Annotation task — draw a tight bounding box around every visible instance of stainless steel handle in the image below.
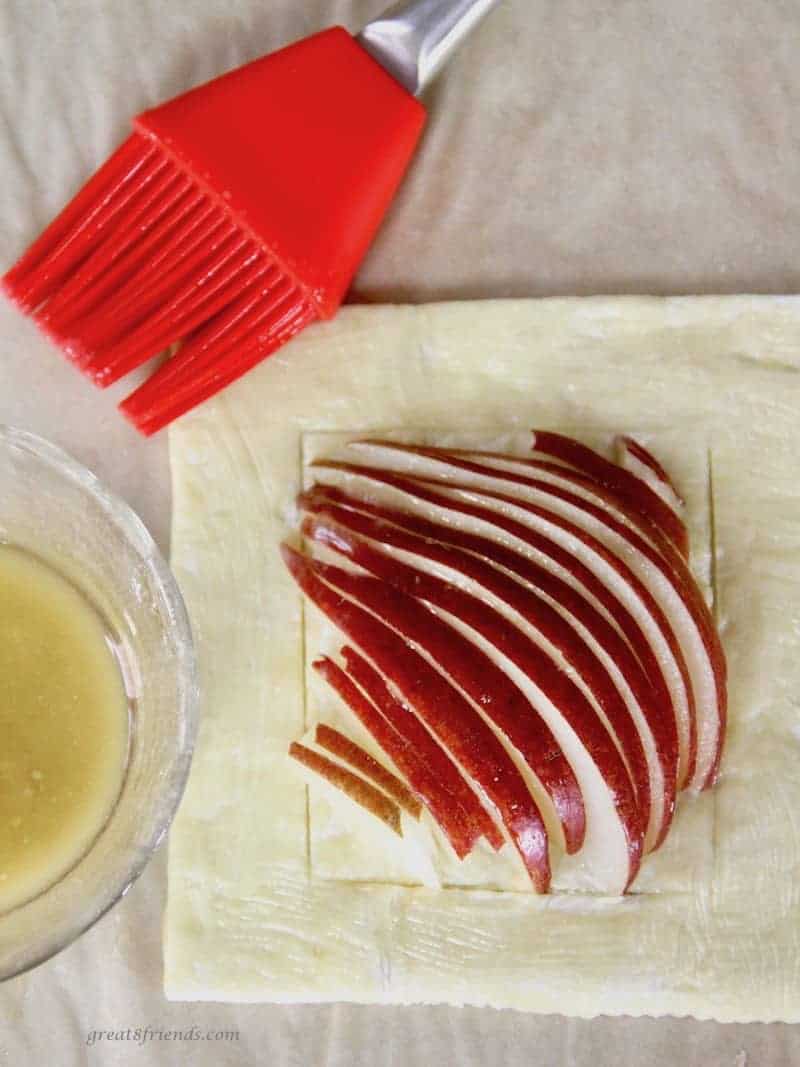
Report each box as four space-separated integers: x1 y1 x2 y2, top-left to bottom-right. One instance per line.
357 0 502 97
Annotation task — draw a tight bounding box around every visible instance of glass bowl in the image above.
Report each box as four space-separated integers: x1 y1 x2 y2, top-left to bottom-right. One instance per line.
0 426 198 979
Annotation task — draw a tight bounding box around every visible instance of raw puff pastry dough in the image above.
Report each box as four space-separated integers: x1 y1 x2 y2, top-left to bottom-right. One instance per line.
165 297 800 1021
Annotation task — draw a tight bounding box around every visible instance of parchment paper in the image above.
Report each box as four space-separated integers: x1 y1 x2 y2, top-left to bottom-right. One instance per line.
1 1 799 1063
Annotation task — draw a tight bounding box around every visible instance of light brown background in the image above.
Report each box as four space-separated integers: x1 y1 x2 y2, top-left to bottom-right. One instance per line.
0 1 798 1063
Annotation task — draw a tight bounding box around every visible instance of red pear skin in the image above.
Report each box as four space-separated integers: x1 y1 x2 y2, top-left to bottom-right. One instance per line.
303 519 644 880
530 431 689 560
286 433 727 892
356 439 682 566
313 654 486 858
301 482 680 829
337 647 507 852
310 462 698 788
315 722 422 819
289 742 402 836
617 436 685 507
306 510 652 848
283 545 551 891
348 440 724 792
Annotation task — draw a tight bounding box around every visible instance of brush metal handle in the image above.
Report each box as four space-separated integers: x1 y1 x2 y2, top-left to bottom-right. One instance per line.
358 0 502 96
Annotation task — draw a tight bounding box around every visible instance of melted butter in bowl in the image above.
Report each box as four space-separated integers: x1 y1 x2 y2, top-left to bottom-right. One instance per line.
0 546 130 914
0 425 197 980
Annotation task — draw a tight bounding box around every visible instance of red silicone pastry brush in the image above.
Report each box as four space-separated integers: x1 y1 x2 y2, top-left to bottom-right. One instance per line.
2 0 500 435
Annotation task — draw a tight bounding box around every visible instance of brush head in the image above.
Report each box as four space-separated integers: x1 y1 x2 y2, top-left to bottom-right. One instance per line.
2 28 426 434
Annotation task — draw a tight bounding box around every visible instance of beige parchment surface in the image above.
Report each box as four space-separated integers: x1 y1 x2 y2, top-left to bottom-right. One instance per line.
1 1 800 1064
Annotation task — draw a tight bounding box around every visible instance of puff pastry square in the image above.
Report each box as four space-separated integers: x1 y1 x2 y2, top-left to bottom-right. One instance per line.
165 297 800 1021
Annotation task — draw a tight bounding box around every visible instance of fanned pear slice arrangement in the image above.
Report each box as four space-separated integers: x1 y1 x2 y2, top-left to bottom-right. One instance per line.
284 431 727 895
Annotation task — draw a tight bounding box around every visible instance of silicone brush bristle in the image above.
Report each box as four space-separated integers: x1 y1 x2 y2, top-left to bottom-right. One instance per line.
2 132 316 432
2 28 427 432
119 270 316 435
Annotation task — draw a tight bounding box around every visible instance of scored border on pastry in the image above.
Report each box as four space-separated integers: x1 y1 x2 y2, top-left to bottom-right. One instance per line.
296 428 719 897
